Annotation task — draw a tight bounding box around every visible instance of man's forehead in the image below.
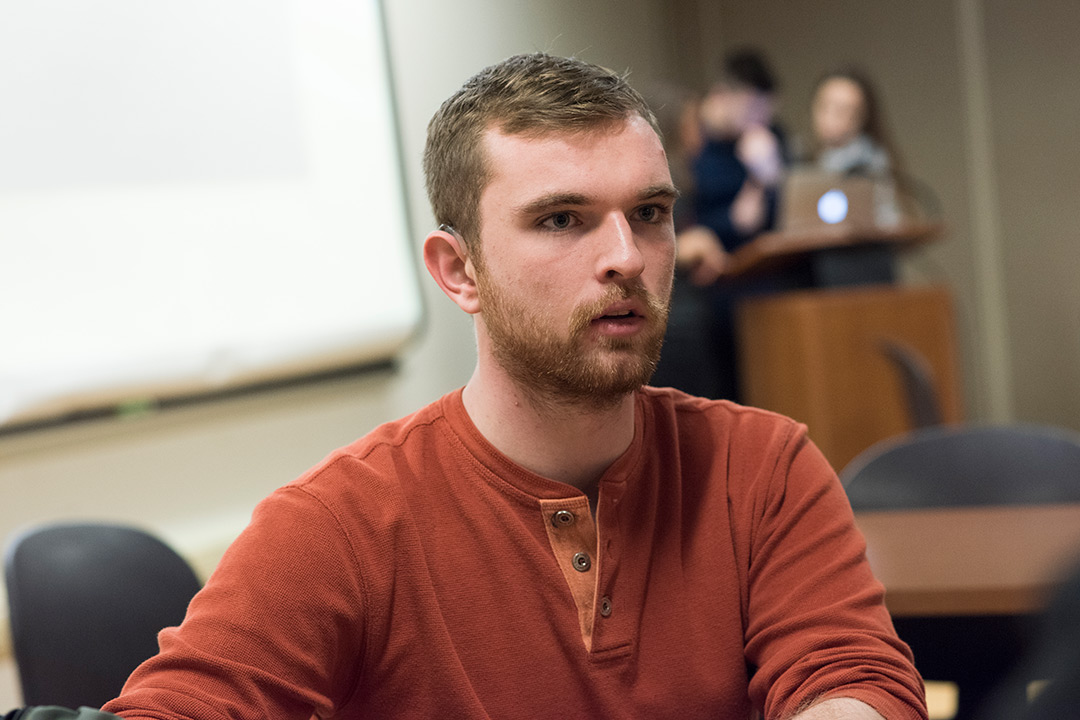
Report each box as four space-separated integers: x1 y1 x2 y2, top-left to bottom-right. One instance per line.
483 119 667 186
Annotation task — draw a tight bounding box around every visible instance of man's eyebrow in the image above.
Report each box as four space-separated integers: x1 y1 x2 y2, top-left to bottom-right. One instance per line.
639 184 681 202
515 185 680 217
514 192 591 217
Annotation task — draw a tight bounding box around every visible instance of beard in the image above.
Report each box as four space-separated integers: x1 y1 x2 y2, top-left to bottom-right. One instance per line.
476 267 670 410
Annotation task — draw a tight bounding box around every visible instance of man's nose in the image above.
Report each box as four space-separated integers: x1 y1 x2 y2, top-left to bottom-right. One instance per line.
596 213 645 281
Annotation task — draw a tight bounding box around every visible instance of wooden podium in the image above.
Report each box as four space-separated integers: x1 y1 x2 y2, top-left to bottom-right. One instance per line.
728 222 962 471
724 221 942 282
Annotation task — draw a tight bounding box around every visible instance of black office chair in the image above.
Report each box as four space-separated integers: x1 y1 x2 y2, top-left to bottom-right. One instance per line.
4 522 202 709
840 424 1080 720
841 423 1080 509
978 557 1080 719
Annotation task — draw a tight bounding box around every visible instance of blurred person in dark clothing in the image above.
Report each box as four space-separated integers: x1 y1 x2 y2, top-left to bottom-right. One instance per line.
652 49 807 402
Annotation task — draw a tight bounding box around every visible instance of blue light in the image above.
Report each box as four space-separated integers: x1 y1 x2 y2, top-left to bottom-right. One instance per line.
817 189 849 224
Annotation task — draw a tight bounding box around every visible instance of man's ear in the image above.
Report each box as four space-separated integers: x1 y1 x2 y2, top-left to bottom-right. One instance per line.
423 228 480 314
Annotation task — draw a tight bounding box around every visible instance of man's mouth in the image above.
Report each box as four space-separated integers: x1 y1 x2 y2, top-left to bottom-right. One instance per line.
587 304 648 338
598 309 638 320
593 300 644 322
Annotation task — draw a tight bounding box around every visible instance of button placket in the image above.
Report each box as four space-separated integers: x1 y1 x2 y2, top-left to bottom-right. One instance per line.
540 498 600 649
596 484 621 623
550 508 593 574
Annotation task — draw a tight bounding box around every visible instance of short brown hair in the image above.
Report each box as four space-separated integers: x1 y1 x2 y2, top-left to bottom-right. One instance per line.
423 53 659 255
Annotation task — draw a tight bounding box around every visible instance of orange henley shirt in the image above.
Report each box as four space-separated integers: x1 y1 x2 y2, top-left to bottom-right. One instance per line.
104 387 926 719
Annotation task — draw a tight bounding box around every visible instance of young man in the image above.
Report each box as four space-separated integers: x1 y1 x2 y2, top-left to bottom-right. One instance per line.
103 53 926 719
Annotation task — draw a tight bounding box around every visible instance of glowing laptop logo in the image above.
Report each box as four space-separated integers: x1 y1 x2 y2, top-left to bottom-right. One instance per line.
817 189 849 224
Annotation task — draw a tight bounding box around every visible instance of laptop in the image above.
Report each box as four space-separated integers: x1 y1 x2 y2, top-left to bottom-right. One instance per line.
776 168 879 233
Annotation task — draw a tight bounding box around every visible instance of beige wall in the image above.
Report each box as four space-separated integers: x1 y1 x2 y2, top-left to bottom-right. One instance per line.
981 0 1080 426
0 0 679 704
688 0 1080 431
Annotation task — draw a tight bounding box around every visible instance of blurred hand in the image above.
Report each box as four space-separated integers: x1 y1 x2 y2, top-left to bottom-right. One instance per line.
676 225 729 286
736 124 783 186
730 181 767 236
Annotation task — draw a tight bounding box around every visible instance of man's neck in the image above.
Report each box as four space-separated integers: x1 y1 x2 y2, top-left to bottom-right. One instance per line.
461 363 638 494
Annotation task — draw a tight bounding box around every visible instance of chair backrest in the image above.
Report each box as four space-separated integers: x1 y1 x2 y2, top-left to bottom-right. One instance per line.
878 338 943 429
4 522 202 709
840 424 1080 510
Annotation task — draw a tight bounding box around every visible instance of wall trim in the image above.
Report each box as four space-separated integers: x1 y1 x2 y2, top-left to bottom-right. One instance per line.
956 0 1014 421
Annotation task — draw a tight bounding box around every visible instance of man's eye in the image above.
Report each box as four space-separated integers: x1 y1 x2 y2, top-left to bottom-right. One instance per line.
541 212 576 230
635 204 669 223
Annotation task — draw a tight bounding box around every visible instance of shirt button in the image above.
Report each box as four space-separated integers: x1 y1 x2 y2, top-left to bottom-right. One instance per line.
572 552 591 572
600 596 613 617
551 510 576 528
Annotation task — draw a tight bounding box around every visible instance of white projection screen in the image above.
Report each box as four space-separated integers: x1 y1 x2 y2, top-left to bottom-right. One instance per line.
0 0 423 429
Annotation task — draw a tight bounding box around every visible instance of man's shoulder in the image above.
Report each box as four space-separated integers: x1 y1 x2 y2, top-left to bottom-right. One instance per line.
639 385 804 436
639 387 833 514
344 390 459 456
639 385 812 471
292 389 462 491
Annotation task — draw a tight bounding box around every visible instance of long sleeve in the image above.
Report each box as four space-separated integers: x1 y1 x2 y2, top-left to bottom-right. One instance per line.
736 427 927 719
103 486 367 720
